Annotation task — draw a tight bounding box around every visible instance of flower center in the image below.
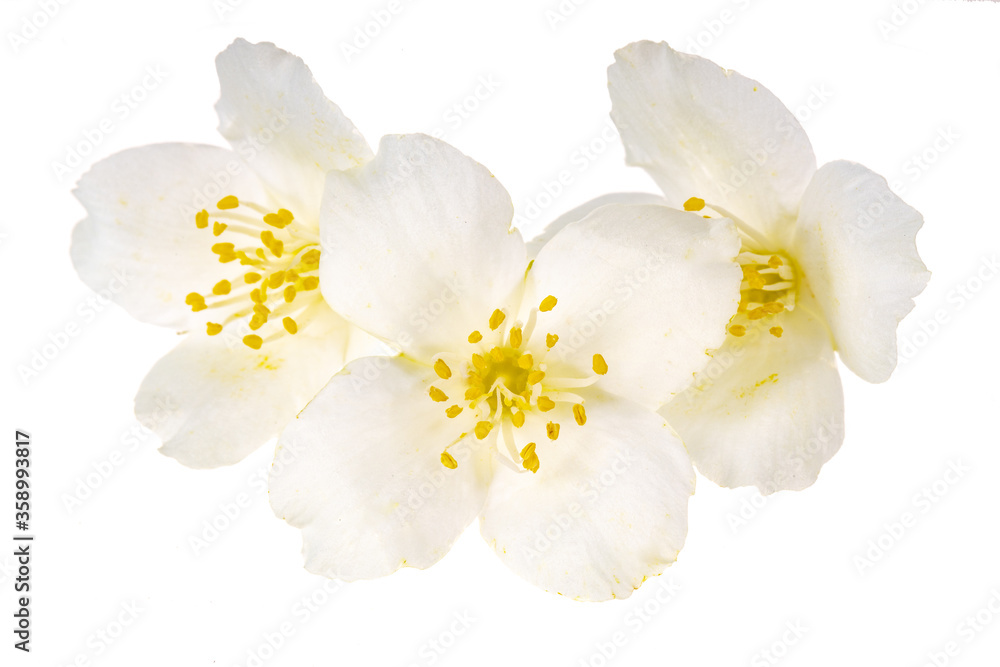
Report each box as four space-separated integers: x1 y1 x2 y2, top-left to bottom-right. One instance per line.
727 249 797 339
183 195 323 349
428 296 608 474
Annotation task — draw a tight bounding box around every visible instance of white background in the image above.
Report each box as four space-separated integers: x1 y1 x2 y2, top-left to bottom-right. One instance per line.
2 0 999 665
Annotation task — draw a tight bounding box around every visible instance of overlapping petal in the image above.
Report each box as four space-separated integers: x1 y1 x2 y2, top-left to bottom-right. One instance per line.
319 134 528 362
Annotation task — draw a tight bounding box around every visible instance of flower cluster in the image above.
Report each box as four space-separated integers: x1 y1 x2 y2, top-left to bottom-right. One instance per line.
71 39 927 600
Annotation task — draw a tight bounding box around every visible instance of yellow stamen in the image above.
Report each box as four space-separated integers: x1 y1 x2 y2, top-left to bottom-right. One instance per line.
537 396 556 412
573 404 587 426
527 370 545 385
546 333 558 348
468 330 483 344
244 272 262 284
284 286 296 303
282 317 298 335
302 276 319 290
445 405 463 419
434 359 452 379
522 453 539 473
768 255 783 268
249 314 266 330
268 271 285 288
490 346 505 363
729 324 747 337
511 411 525 428
546 422 560 440
472 354 488 372
539 295 557 312
465 386 483 401
217 195 239 210
440 452 458 469
592 354 608 375
213 221 227 237
195 210 209 229
520 442 536 459
475 421 493 440
489 309 506 331
683 197 705 212
211 242 235 255
206 322 222 336
212 279 231 296
769 326 783 338
509 327 523 349
517 354 533 370
428 386 449 402
243 334 262 350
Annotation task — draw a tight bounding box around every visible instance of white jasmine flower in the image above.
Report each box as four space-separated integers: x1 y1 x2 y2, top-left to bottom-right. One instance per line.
604 41 930 492
269 134 743 600
70 39 383 468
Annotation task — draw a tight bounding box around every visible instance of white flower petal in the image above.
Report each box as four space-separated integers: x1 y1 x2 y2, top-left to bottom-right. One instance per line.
215 39 374 215
528 204 741 409
608 40 816 238
793 160 930 383
661 299 844 493
71 143 270 330
480 394 694 601
525 192 668 258
319 134 528 361
269 356 492 580
135 306 379 469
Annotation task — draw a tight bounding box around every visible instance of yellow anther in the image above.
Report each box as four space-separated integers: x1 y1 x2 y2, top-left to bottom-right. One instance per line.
539 295 557 312
243 334 262 350
260 230 275 246
683 196 705 212
468 330 483 344
255 248 266 259
195 210 209 229
249 314 266 330
250 288 264 304
537 396 556 412
283 317 298 335
212 279 231 296
445 405 463 419
489 309 505 330
428 386 449 403
522 453 540 473
729 324 747 337
546 422 560 440
546 333 558 348
206 322 223 336
511 410 525 428
517 354 533 370
263 213 286 228
270 239 284 258
509 327 523 349
268 271 285 288
218 252 237 264
474 421 493 440
747 307 767 320
300 249 320 265
244 272 262 284
465 386 483 401
592 354 608 375
284 286 296 303
472 353 488 372
302 276 319 290
762 302 785 315
217 195 239 210
211 242 235 255
277 208 294 223
434 359 452 380
253 303 271 317
769 326 783 338
213 221 228 237
573 404 587 426
490 347 505 363
768 255 783 268
440 452 458 469
527 370 545 385
185 292 204 306
520 442 536 459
